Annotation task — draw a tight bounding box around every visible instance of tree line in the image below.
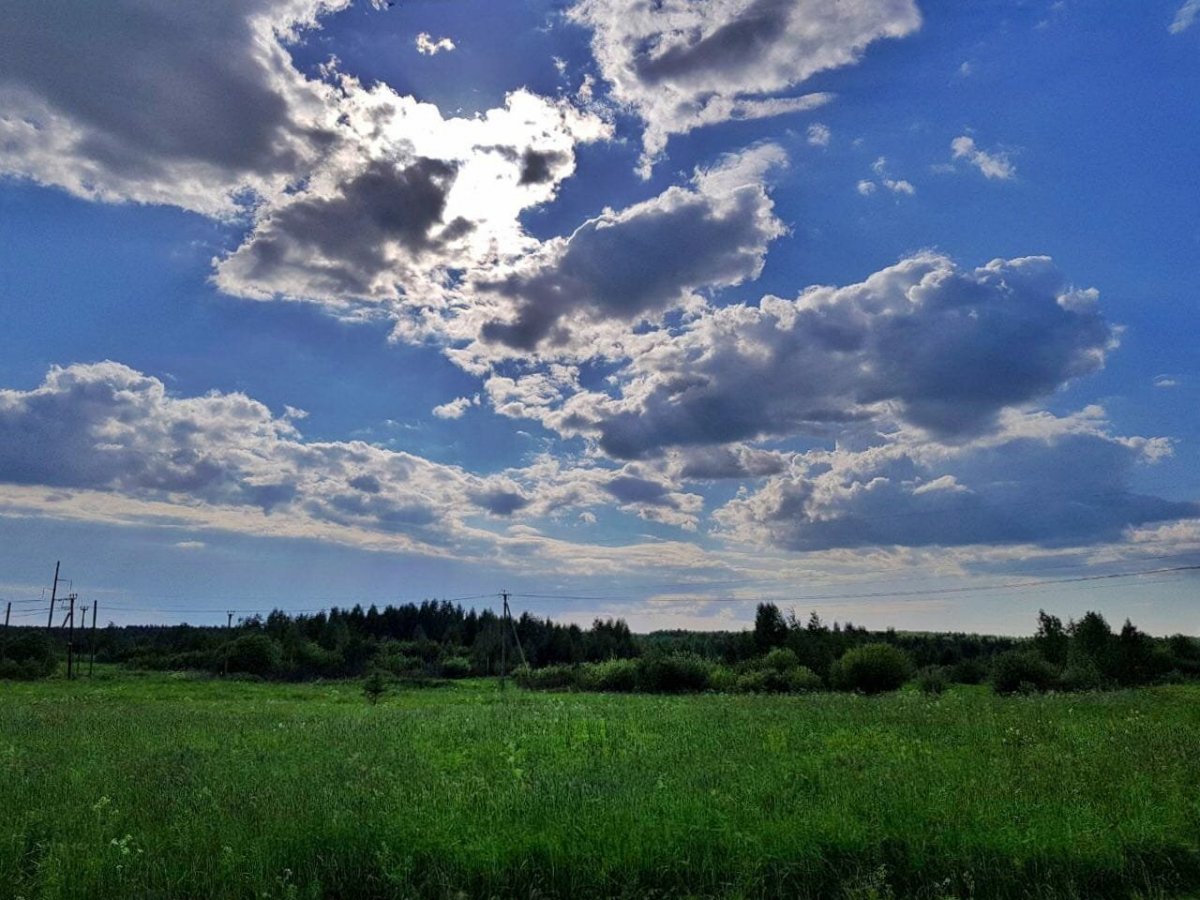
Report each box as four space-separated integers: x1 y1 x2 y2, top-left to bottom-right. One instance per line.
2 599 1197 695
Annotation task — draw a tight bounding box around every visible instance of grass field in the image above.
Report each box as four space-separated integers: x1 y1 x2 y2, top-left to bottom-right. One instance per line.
2 672 1199 899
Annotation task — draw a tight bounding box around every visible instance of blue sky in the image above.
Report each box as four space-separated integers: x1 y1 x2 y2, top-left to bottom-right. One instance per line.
1 0 1197 634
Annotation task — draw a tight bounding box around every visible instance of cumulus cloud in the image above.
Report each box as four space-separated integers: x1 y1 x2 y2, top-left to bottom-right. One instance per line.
552 254 1115 459
415 32 456 54
0 0 344 217
470 143 787 353
0 0 610 310
1170 0 1200 33
0 363 713 556
214 86 610 307
951 135 1016 180
432 395 479 419
568 0 920 174
215 157 469 306
713 408 1196 550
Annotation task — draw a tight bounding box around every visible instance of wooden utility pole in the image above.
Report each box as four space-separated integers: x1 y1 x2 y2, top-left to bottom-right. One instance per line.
47 561 60 633
89 601 98 677
80 604 89 677
497 590 528 689
2 601 9 660
499 591 508 690
66 593 76 679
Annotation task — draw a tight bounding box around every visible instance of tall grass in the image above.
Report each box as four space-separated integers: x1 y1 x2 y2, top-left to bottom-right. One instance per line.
2 672 1198 898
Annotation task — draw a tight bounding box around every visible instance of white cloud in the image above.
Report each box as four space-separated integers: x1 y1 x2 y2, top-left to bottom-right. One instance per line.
868 156 916 195
1170 0 1199 32
0 363 716 558
567 0 920 175
537 254 1116 459
0 0 611 314
213 85 610 307
457 143 788 357
0 0 346 217
951 135 1016 180
806 123 832 147
415 32 456 55
432 396 478 419
712 409 1194 551
1153 374 1180 389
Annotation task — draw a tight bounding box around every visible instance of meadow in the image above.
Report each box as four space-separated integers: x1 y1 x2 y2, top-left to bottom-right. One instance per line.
2 672 1199 899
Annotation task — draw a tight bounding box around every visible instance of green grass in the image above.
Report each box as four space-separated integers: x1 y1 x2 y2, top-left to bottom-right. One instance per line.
2 671 1199 899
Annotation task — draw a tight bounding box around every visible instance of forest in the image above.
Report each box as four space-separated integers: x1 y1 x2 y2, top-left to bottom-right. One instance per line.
4 599 1198 696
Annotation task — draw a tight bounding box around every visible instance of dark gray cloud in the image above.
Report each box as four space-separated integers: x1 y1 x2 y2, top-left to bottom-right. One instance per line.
581 254 1115 459
0 0 339 214
519 148 572 185
714 420 1197 551
478 145 786 350
673 445 789 480
216 157 468 301
605 474 674 506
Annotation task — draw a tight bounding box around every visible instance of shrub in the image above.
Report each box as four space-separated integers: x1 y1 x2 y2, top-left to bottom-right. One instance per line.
787 665 824 692
580 658 639 693
917 665 950 695
830 643 911 694
950 658 987 685
223 634 283 677
990 650 1057 695
374 647 425 678
0 631 57 679
737 663 823 693
761 647 801 672
292 640 344 678
708 664 739 693
362 670 387 705
516 664 578 691
438 656 471 679
1058 659 1105 692
637 652 712 693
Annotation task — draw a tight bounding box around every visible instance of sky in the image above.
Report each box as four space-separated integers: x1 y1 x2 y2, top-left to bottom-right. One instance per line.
1 0 1198 635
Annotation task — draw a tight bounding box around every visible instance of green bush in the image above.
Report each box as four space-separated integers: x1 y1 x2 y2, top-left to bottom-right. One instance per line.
917 665 950 695
708 664 739 693
223 633 283 677
830 643 911 694
637 652 712 693
761 647 801 672
362 670 387 705
736 664 823 693
291 640 344 678
0 631 57 679
516 664 578 690
439 656 472 679
787 665 824 692
581 658 639 692
950 658 987 685
991 650 1058 695
1058 659 1105 692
